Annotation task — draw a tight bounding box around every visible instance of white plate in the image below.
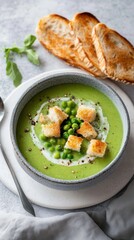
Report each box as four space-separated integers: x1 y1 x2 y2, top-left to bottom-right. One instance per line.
0 69 134 209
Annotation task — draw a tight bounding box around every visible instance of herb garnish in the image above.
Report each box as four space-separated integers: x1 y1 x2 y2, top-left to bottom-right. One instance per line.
4 35 40 87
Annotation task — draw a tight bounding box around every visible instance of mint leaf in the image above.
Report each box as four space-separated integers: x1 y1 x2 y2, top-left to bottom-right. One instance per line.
4 48 23 64
24 35 36 47
6 61 12 75
26 49 40 65
4 34 40 87
10 47 25 54
6 61 22 86
4 48 10 60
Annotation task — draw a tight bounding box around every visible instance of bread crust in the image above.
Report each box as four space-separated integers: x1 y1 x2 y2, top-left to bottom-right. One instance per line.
92 23 134 84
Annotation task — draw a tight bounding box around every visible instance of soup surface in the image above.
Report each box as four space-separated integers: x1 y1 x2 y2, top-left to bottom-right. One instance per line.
17 83 123 180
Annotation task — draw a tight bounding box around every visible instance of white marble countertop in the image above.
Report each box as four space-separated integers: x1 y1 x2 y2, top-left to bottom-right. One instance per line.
0 0 134 217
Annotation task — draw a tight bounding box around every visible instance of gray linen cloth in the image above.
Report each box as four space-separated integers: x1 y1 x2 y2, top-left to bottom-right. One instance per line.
0 178 134 240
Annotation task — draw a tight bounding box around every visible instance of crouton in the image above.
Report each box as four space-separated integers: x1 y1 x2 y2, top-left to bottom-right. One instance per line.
42 122 60 138
76 105 96 122
87 139 107 157
64 135 83 152
48 106 68 124
39 113 50 124
77 121 97 140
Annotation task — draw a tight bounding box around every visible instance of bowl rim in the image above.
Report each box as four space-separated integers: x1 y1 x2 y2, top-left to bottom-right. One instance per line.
10 71 130 186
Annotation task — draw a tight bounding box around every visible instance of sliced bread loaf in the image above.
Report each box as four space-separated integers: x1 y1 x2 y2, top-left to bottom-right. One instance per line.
36 14 104 77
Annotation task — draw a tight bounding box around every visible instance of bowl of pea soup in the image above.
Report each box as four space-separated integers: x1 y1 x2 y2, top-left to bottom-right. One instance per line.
10 71 129 189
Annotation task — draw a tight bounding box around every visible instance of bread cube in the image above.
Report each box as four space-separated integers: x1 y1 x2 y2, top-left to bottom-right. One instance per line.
42 122 60 138
39 113 50 124
77 121 97 140
65 135 83 152
48 106 68 124
87 139 107 157
76 105 96 122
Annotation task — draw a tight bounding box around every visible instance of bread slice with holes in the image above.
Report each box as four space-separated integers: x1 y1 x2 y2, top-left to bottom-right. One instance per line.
36 14 103 76
92 23 134 83
71 12 105 78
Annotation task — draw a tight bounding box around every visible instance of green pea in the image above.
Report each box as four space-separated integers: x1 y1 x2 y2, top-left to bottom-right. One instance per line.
55 145 62 151
71 117 78 124
53 151 60 159
72 123 79 130
65 107 71 114
63 132 69 139
81 139 88 154
61 152 67 159
59 138 66 146
77 118 83 124
64 149 71 154
50 138 57 144
63 124 71 131
39 134 47 141
80 147 86 154
66 119 71 124
67 153 73 159
71 109 77 116
68 128 74 135
49 146 55 152
67 100 76 108
57 139 61 145
69 115 74 119
61 101 67 108
44 142 51 148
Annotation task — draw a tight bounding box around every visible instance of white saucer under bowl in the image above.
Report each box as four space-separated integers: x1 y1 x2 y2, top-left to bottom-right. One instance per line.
0 69 134 209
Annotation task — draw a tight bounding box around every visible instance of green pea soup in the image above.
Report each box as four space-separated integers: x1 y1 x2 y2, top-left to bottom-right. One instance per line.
16 83 123 180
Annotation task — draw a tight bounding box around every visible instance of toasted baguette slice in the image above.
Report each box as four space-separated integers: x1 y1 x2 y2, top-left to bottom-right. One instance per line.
92 23 134 83
36 14 102 76
71 12 105 78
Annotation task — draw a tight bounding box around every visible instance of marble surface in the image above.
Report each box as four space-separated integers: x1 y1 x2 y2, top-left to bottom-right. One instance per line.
0 0 134 217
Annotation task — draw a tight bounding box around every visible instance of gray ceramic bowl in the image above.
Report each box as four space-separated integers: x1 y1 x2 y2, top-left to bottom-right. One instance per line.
10 71 130 190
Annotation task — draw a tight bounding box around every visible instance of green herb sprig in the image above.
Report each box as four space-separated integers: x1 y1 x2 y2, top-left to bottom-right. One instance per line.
4 35 40 87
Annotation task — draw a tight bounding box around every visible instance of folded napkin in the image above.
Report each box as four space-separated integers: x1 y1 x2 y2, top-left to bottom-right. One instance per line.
0 178 134 240
0 212 111 240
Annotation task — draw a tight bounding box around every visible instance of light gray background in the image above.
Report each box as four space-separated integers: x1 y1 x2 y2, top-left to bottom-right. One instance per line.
0 0 134 217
